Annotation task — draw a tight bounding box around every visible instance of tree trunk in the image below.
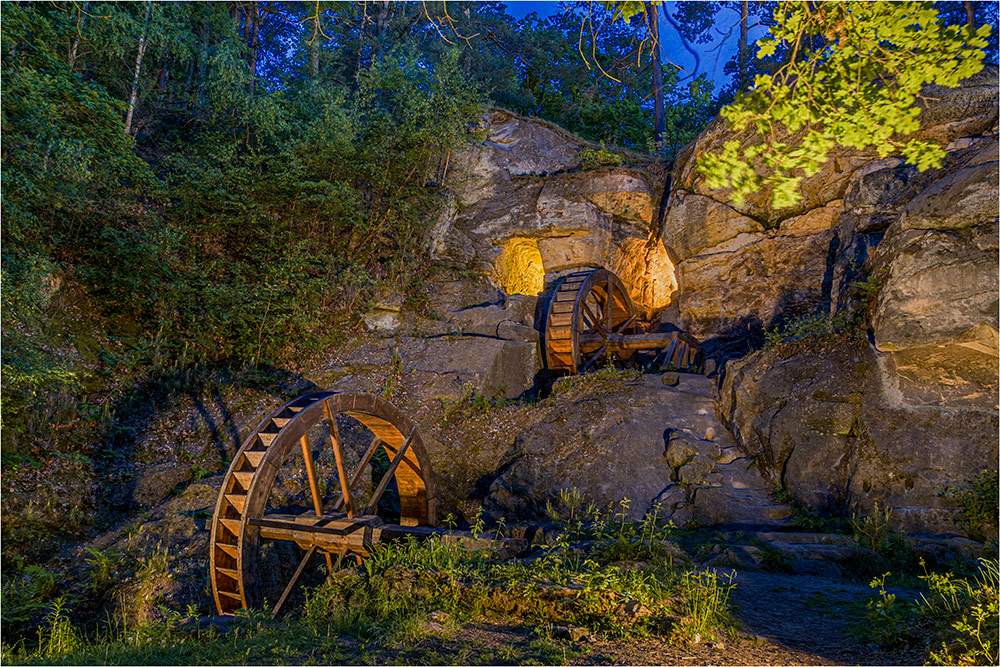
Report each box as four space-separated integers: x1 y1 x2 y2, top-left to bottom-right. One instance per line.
964 1 976 29
645 2 665 155
248 1 261 91
124 1 152 136
68 1 89 70
355 2 368 79
738 0 749 91
310 31 319 80
197 26 208 107
375 0 389 63
157 52 169 107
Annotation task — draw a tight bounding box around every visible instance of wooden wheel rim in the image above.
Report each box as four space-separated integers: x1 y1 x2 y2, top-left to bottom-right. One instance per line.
209 391 437 615
545 267 637 374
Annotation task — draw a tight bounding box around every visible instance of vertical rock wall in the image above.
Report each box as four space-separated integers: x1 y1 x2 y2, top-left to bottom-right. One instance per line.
431 109 677 311
679 68 1000 535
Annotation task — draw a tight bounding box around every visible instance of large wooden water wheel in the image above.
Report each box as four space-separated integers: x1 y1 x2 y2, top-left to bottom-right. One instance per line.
544 267 641 374
209 392 436 616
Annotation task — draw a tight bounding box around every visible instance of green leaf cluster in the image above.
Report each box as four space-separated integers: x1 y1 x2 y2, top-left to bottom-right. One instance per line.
697 1 991 208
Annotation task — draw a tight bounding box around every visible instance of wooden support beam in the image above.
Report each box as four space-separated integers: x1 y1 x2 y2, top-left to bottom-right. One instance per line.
579 332 678 351
270 545 316 619
252 512 527 555
333 434 381 513
579 346 607 373
323 400 356 520
299 433 335 572
364 427 415 515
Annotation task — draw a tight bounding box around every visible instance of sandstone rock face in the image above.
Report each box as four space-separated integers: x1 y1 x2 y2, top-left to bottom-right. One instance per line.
669 70 998 536
721 340 999 536
333 290 544 404
867 139 999 410
663 67 999 353
484 373 791 528
431 109 676 311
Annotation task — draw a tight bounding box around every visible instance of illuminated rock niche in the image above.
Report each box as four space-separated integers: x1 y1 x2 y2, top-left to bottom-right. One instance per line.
611 237 677 313
494 235 677 312
494 237 545 296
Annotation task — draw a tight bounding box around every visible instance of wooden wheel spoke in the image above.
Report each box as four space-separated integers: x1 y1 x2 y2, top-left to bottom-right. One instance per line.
334 434 381 512
270 545 317 619
580 346 607 373
323 400 355 520
364 427 416 515
605 277 612 328
613 314 637 334
580 299 606 338
299 433 335 572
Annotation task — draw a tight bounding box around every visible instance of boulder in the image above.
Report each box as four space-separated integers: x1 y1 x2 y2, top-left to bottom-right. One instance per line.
721 340 999 535
328 333 541 404
484 373 791 528
867 139 999 410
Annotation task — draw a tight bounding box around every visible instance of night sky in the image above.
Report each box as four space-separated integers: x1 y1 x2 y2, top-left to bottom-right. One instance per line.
500 1 770 92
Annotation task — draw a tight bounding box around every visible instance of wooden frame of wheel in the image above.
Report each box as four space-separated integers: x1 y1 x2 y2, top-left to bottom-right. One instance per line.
208 391 436 615
544 267 640 374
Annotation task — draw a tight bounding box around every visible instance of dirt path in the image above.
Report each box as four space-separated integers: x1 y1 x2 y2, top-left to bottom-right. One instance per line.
720 568 924 665
363 568 928 666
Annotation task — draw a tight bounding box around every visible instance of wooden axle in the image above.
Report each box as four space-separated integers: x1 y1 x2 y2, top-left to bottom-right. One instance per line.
579 331 686 352
252 512 517 557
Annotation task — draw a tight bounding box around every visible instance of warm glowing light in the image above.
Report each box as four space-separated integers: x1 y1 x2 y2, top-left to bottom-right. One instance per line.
494 237 545 296
610 237 677 312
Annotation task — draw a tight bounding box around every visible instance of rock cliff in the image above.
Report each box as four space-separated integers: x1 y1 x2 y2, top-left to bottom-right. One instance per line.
35 76 995 554
662 67 999 358
430 109 677 312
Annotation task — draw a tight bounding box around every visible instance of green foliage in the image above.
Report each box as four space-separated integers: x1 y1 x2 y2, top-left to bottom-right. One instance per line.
0 561 57 629
83 548 118 593
672 569 737 643
578 143 625 170
924 558 999 666
698 2 991 208
36 598 84 660
770 485 850 534
943 470 1000 543
858 558 999 664
852 503 894 556
863 572 914 646
1 2 485 452
762 309 862 348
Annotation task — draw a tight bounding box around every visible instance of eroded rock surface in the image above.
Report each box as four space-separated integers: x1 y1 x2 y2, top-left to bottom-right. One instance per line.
431 109 675 311
671 69 999 536
662 67 999 353
866 138 999 410
484 373 791 528
721 340 999 535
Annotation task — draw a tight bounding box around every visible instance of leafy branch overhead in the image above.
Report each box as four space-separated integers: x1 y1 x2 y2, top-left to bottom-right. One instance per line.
697 1 992 209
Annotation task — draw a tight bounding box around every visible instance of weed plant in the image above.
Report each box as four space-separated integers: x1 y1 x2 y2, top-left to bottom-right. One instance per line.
578 143 625 170
3 493 740 665
858 558 999 665
762 271 887 349
942 469 999 543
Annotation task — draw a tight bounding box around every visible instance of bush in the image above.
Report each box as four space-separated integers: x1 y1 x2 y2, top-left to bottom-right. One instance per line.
924 558 999 666
578 143 625 170
943 470 999 543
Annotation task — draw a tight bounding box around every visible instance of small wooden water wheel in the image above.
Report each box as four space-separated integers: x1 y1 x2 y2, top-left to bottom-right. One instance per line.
544 268 641 374
209 392 436 616
544 267 703 375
